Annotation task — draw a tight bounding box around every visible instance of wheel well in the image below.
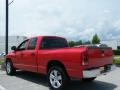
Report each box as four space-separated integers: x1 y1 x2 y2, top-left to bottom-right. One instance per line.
47 60 69 77
5 58 11 63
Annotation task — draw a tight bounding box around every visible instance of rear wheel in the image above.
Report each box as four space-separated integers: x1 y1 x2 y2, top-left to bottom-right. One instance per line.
82 77 96 82
6 60 16 75
48 66 69 90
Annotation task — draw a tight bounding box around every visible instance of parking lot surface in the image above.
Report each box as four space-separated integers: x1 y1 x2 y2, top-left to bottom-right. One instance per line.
0 67 120 90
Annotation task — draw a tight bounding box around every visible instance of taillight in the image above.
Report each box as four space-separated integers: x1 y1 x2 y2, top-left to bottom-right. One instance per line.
82 54 89 66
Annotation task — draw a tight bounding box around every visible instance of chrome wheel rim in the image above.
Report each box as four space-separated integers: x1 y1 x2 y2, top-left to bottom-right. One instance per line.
49 70 62 89
6 62 11 73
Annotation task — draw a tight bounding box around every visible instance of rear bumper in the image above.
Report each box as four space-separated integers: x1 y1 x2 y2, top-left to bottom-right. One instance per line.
83 64 115 78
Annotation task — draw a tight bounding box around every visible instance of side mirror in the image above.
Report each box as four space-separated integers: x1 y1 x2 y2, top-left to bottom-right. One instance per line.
11 46 17 51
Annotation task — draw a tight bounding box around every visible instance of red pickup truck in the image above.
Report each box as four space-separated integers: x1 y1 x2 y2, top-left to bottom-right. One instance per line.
6 36 114 90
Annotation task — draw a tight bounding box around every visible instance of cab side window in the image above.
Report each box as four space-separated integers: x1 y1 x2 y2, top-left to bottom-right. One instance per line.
28 38 37 50
17 40 28 50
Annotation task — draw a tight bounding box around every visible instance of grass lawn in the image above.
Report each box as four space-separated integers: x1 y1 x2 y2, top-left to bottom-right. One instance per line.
114 55 120 65
0 62 2 65
114 59 120 65
0 58 5 65
0 61 3 65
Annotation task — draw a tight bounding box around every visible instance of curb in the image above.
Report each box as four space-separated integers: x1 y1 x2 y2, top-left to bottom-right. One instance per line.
116 65 120 67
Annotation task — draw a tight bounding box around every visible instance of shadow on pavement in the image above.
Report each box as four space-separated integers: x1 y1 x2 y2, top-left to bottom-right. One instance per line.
67 80 117 90
15 71 117 90
15 71 48 87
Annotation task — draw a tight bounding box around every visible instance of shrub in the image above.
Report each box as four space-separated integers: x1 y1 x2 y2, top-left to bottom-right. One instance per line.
114 59 120 65
113 50 120 55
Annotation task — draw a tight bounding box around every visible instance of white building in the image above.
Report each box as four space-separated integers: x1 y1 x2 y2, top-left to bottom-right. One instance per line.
0 36 27 53
101 40 120 50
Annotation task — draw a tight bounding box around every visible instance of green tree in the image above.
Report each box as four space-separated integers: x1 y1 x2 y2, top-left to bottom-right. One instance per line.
76 40 82 45
83 40 91 45
92 34 100 44
69 40 83 47
68 41 75 47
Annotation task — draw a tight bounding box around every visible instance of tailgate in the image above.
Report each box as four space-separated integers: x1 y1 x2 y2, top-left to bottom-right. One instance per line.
84 46 113 69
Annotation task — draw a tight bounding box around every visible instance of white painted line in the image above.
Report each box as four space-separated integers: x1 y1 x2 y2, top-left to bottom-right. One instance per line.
0 85 6 90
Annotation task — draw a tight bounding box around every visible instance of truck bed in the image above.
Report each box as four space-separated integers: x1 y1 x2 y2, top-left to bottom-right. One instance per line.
78 45 113 69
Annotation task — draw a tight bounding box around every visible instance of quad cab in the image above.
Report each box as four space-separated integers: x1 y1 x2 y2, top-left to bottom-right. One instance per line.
6 36 114 90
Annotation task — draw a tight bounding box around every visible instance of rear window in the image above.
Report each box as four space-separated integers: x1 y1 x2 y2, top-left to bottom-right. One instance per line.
40 37 68 49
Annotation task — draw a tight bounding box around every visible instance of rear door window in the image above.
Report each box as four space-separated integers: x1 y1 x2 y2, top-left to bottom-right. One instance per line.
40 37 68 49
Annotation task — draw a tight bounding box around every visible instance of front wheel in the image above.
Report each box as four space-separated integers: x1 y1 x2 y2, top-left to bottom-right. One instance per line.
48 66 69 90
6 61 16 75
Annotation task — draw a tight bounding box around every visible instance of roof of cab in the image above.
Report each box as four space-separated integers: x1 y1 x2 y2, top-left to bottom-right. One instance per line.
28 36 66 40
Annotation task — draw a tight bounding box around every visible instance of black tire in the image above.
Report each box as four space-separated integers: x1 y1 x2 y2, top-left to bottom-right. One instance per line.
82 77 96 82
48 66 69 90
6 60 16 75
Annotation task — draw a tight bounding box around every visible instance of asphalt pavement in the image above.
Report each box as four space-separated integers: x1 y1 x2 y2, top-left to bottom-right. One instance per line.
0 67 120 90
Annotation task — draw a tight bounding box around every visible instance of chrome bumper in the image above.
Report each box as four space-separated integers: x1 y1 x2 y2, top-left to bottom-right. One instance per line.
83 65 116 78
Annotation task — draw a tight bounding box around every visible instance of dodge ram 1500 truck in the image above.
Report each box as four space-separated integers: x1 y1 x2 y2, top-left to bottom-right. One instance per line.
6 36 114 90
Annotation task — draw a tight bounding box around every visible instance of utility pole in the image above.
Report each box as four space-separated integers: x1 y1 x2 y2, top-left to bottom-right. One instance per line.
5 0 9 54
5 0 14 55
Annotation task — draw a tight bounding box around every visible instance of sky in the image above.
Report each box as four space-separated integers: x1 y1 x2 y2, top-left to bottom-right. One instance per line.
0 0 120 41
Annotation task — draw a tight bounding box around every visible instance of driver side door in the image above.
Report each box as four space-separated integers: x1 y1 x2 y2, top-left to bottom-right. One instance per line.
14 40 28 69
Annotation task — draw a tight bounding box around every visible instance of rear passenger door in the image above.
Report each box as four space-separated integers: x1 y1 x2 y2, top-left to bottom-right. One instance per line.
21 38 38 72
